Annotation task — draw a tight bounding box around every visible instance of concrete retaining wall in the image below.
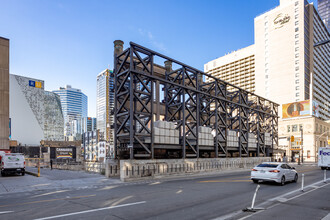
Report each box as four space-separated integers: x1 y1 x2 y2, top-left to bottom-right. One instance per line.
120 157 271 182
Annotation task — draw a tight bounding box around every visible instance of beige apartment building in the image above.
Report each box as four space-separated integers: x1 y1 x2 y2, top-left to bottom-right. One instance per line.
0 37 9 150
205 45 255 93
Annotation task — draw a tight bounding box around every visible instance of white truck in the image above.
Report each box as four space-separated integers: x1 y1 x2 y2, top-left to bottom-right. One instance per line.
318 147 330 170
0 152 26 176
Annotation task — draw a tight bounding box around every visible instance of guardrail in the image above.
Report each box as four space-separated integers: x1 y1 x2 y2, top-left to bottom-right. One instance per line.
119 157 271 182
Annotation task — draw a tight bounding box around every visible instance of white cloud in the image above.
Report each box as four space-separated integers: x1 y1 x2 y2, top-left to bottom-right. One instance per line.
138 28 168 53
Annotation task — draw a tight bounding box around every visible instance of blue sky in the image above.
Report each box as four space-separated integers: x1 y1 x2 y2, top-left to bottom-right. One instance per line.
0 0 318 117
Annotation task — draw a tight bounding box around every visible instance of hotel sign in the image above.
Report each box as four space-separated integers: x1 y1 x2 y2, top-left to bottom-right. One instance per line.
274 13 290 29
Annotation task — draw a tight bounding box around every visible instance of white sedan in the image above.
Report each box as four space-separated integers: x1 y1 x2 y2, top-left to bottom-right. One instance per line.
251 162 298 186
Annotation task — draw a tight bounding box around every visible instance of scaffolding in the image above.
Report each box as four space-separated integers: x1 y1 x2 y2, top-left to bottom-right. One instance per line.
113 41 279 159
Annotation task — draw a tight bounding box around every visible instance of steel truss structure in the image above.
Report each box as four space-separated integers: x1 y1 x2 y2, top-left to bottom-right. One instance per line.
114 41 278 159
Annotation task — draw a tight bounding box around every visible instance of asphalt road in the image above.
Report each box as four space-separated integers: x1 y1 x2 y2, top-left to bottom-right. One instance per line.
0 165 329 220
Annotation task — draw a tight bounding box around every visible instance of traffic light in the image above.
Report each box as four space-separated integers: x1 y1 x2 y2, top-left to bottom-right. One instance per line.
290 136 295 142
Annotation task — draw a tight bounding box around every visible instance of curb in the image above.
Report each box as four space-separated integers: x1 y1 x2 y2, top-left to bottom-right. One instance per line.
25 171 39 177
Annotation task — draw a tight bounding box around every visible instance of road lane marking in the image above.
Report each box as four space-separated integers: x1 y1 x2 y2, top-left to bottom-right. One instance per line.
321 212 330 220
199 180 251 183
0 194 96 208
34 201 146 220
32 190 69 198
0 211 13 214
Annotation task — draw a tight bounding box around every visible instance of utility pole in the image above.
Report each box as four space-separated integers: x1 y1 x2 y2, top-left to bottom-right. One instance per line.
38 145 41 177
301 126 303 163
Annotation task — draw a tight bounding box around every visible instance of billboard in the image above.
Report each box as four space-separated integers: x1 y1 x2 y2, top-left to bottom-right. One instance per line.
282 100 320 119
311 101 320 117
56 148 73 159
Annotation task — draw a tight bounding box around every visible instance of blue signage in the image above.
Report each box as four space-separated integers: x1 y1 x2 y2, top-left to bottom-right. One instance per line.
29 80 35 87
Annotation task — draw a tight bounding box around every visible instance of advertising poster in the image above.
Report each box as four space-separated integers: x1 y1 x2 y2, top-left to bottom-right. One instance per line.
56 148 73 159
282 100 310 119
311 101 320 117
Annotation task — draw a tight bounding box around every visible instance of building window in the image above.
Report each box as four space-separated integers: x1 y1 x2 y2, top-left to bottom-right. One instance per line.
296 93 299 97
299 124 303 131
295 34 299 38
295 47 299 52
295 14 298 19
295 66 299 71
296 79 299 84
265 75 269 79
287 125 291 132
295 40 299 45
295 1 298 6
296 86 299 90
295 60 299 64
295 73 299 77
295 53 299 58
295 21 299 25
292 125 298 132
295 27 299 32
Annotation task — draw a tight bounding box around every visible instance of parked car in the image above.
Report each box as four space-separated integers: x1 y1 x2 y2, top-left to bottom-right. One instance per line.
251 162 298 186
0 152 26 176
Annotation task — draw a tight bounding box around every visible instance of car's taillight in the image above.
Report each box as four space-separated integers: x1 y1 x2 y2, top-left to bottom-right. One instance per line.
24 161 26 167
252 169 258 171
269 170 280 173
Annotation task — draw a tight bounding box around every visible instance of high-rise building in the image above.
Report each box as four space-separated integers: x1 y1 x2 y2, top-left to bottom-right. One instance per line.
10 74 64 145
205 45 255 93
205 0 330 120
0 37 9 150
318 0 330 29
81 117 97 133
96 69 114 144
53 85 87 139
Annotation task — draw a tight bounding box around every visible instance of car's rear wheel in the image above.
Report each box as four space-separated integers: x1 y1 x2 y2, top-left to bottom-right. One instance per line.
321 167 326 170
252 179 258 183
280 176 285 186
293 174 298 183
1 171 5 177
22 171 25 176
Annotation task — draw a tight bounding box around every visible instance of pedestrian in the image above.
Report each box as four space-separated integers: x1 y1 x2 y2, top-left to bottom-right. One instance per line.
50 159 53 170
283 154 288 163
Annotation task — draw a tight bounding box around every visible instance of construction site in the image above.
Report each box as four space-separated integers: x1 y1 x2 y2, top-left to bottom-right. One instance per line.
113 40 279 160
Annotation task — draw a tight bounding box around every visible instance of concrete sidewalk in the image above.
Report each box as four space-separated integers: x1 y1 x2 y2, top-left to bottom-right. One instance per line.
0 166 121 195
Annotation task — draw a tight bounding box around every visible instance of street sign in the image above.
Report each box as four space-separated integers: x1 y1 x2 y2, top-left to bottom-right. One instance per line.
127 145 133 148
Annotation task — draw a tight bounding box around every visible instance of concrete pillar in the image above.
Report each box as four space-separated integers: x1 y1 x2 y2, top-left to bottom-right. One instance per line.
164 60 172 73
0 37 9 150
114 40 124 57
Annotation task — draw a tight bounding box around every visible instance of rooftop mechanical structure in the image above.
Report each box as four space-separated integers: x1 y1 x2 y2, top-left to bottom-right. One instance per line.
113 41 279 159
